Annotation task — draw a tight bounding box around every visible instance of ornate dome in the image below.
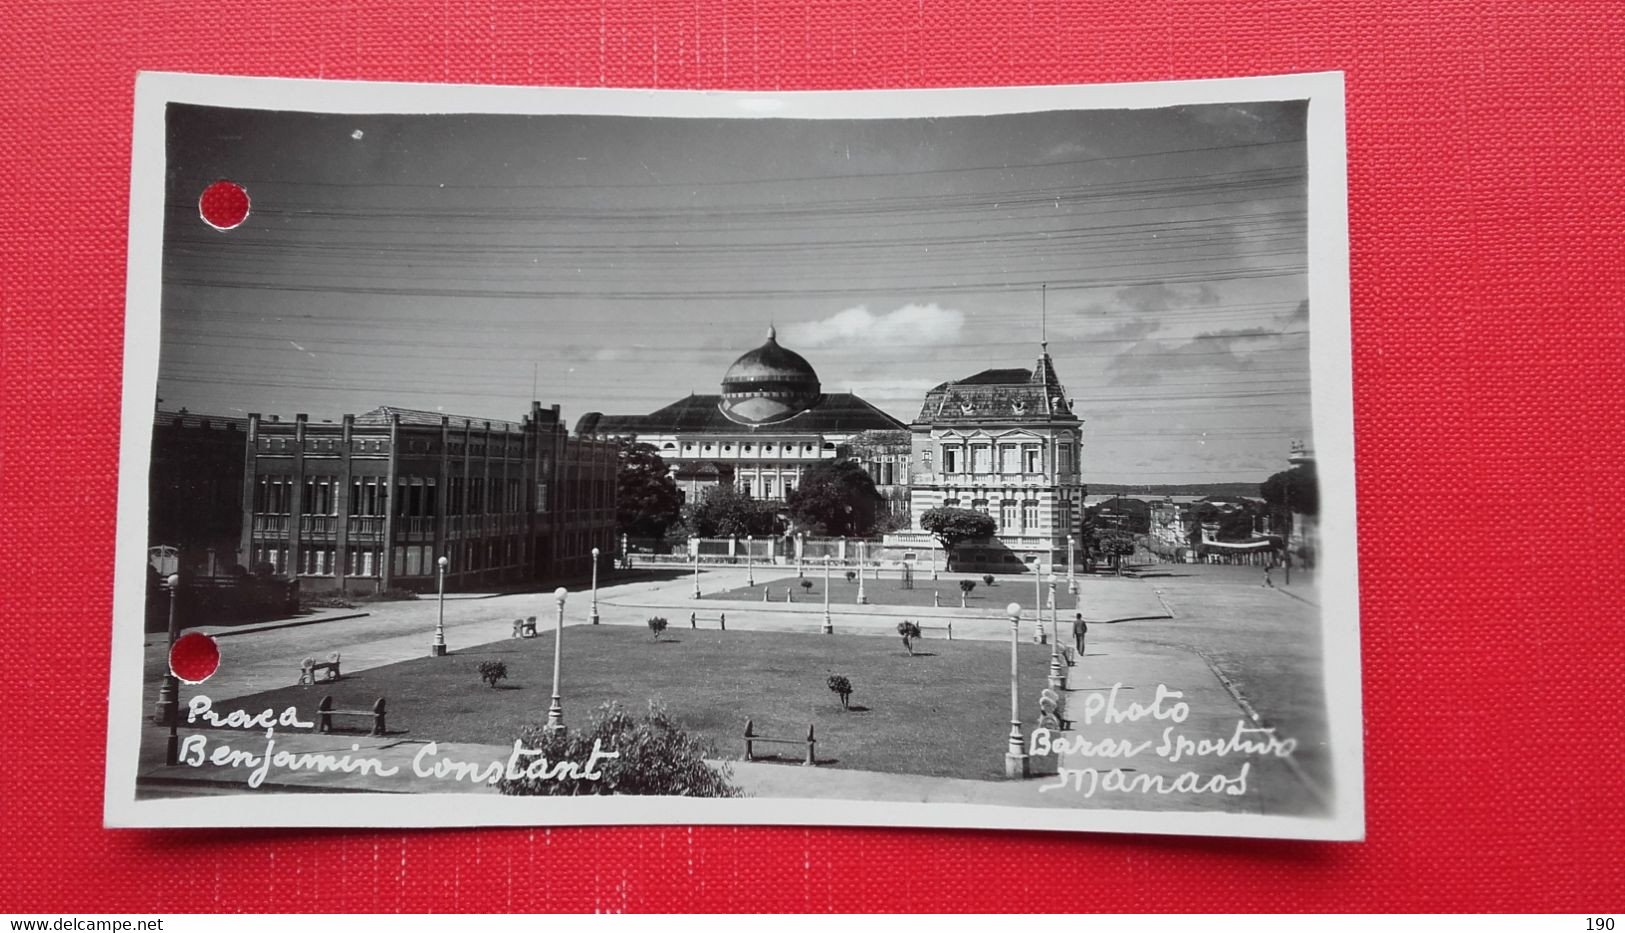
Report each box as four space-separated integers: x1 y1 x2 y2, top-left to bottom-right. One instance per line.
718 326 823 425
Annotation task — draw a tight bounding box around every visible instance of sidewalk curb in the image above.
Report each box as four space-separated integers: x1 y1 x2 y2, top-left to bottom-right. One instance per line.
200 611 372 639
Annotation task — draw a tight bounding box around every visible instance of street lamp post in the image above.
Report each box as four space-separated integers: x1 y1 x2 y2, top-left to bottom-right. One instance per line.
590 546 601 625
547 586 568 735
1005 601 1029 778
1032 564 1045 643
822 555 833 634
1047 573 1065 690
431 556 449 656
153 573 182 765
1067 534 1077 594
856 540 867 604
797 532 804 578
746 535 755 588
692 539 701 599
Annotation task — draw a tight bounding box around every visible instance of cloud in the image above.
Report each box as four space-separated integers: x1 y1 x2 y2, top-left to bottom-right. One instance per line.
785 303 964 349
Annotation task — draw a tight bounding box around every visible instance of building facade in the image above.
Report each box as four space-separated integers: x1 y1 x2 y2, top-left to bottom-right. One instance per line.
241 401 617 593
575 327 908 505
149 409 249 576
894 343 1086 570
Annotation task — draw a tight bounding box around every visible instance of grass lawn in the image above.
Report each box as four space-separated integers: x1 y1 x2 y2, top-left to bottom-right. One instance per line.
230 626 1055 781
706 573 1066 612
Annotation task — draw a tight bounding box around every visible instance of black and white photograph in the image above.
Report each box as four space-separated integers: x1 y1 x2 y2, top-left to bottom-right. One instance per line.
108 72 1359 839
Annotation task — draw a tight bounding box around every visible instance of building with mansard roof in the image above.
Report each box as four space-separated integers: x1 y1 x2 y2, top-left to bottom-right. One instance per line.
575 327 909 506
889 342 1086 572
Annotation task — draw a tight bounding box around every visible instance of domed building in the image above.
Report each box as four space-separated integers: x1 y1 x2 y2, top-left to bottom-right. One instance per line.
576 327 908 504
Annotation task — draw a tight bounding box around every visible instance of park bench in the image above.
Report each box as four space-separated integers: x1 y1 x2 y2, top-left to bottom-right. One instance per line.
918 622 954 641
688 611 726 630
315 695 388 736
298 652 341 685
511 616 538 638
742 718 817 766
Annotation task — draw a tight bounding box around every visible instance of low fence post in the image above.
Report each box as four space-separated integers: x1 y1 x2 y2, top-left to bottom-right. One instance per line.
804 724 817 767
371 697 387 736
318 695 334 733
690 611 696 629
947 621 953 641
719 612 726 631
743 718 755 761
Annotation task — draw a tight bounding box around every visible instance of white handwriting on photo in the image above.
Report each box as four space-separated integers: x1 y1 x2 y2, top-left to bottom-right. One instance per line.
1033 683 1298 797
179 695 618 789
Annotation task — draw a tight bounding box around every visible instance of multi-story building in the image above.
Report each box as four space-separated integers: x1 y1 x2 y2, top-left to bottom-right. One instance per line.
575 327 908 505
149 409 249 576
893 342 1086 571
240 401 617 593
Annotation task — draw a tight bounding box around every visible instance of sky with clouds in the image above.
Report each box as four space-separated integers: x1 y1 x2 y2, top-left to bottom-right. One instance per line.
158 99 1310 483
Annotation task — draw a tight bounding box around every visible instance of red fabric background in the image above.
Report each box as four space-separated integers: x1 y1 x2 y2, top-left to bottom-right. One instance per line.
2 0 1622 913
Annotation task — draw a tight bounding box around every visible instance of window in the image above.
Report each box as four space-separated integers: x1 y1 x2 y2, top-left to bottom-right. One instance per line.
971 445 991 473
941 446 959 474
1000 501 1018 531
741 478 754 497
1023 445 1041 474
762 476 776 498
1022 500 1039 531
1057 444 1073 474
1000 445 1019 474
943 498 960 509
971 498 989 515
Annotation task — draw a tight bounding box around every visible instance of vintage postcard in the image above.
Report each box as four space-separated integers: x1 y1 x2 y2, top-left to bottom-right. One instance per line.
107 71 1360 838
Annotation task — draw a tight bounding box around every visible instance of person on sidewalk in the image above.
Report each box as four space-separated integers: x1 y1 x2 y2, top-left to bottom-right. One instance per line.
1072 612 1087 657
1264 564 1275 588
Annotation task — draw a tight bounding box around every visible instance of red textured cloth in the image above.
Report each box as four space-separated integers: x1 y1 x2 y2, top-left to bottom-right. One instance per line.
2 0 1622 913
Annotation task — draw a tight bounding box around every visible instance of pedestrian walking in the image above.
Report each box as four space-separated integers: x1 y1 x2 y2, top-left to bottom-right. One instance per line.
1264 564 1275 588
1072 612 1087 657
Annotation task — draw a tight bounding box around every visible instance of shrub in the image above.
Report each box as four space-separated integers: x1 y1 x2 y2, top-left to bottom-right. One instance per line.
982 574 996 587
959 580 976 594
827 674 853 709
844 570 857 583
477 660 508 688
799 579 813 593
355 587 420 603
301 593 356 611
497 702 739 797
897 621 922 655
647 616 669 640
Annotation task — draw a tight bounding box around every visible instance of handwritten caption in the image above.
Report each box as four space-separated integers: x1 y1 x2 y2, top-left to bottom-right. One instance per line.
175 695 617 789
1033 683 1297 797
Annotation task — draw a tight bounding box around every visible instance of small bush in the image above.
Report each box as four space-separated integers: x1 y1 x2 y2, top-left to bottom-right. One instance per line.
497 701 739 797
844 570 857 583
799 579 813 592
647 616 669 640
827 674 853 709
897 621 922 655
982 574 996 587
959 580 977 594
355 587 420 603
301 593 356 611
477 660 508 688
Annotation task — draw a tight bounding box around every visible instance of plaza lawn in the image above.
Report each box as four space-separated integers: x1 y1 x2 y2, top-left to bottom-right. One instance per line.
229 626 1054 781
708 573 1059 611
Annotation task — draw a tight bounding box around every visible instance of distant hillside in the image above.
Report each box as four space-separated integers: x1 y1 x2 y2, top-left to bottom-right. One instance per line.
1088 482 1262 498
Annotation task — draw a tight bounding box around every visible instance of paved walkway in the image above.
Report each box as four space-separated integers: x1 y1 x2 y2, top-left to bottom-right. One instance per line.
137 565 1322 814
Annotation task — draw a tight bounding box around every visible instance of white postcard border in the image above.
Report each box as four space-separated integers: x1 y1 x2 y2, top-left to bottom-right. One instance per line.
106 70 1360 840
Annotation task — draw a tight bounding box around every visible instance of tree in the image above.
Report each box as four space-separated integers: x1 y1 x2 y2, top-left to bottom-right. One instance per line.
614 441 684 539
477 660 508 688
1093 528 1137 574
1260 462 1319 534
919 507 997 570
683 484 783 538
784 459 884 537
646 616 669 640
826 675 854 710
897 621 922 655
958 578 976 607
799 579 813 595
